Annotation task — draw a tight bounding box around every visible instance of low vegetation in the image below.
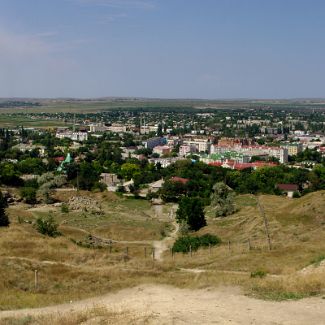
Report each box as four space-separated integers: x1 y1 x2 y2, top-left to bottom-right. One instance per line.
172 234 221 253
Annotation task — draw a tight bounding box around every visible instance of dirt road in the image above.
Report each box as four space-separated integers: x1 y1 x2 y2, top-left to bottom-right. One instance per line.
1 285 324 324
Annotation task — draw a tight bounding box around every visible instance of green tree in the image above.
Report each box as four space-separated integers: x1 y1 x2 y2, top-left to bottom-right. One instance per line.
157 124 163 137
120 163 140 180
35 215 60 237
0 192 9 227
210 182 237 217
78 162 100 190
20 187 37 204
176 197 206 231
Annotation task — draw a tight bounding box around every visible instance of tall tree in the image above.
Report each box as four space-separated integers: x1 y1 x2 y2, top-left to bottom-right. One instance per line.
176 197 206 231
0 192 9 227
211 182 237 217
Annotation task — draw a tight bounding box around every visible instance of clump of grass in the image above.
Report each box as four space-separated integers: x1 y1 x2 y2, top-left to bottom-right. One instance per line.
310 254 325 266
2 305 154 325
249 272 324 301
250 270 267 278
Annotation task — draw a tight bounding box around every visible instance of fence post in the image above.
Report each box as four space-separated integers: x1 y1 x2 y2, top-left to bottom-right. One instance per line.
152 247 155 260
109 244 112 254
34 270 38 290
189 245 192 257
144 247 147 259
228 240 231 253
248 239 252 251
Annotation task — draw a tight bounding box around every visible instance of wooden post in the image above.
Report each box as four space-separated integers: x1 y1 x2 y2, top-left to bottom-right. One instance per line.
172 248 174 260
152 247 155 260
125 247 129 257
248 239 252 251
144 247 147 259
209 243 211 255
34 270 38 290
109 244 112 253
257 199 272 251
228 240 231 253
189 245 192 257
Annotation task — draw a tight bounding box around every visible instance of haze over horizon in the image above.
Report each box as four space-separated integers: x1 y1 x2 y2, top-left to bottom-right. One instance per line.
1 0 325 99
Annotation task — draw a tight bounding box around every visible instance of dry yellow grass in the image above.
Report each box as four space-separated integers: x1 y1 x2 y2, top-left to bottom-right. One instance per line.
0 191 324 309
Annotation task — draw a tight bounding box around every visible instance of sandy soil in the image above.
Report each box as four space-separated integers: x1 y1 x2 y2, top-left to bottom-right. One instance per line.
1 284 324 324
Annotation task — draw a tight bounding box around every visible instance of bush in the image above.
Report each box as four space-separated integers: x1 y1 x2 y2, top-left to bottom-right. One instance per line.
35 215 61 237
172 233 221 253
61 203 69 213
251 270 267 278
20 187 37 204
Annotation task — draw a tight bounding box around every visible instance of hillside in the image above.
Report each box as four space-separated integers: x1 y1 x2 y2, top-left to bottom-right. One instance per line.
0 191 324 312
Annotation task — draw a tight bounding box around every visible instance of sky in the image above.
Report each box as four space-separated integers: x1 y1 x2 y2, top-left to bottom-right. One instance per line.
0 0 325 99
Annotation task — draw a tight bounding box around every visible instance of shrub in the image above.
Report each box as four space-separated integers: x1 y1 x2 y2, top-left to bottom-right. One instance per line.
20 187 37 204
172 233 221 253
61 203 69 213
35 215 61 237
251 270 267 278
310 255 325 266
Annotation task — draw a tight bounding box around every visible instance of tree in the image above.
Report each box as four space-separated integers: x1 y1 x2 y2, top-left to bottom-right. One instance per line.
157 124 163 137
20 187 37 204
78 162 100 190
210 182 237 217
0 192 9 227
35 215 60 237
120 163 140 181
176 197 206 231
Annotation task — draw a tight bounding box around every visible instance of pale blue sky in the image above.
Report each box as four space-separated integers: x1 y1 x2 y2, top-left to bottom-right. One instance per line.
0 0 324 99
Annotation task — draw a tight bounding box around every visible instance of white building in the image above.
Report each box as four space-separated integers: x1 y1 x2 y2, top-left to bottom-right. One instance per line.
211 145 288 163
183 137 211 153
56 130 88 142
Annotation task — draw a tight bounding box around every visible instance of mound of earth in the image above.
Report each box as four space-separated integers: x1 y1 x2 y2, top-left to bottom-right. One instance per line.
68 196 102 214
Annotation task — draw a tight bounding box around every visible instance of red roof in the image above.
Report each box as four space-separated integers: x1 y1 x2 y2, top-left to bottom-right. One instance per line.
233 163 253 170
170 176 189 184
209 162 223 167
276 184 299 191
54 156 65 162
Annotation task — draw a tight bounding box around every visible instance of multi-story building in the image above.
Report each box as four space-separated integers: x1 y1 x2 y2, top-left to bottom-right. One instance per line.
183 136 211 153
179 144 196 157
107 124 127 133
153 145 171 156
56 130 88 142
89 123 108 133
143 137 166 150
210 144 288 163
282 143 303 156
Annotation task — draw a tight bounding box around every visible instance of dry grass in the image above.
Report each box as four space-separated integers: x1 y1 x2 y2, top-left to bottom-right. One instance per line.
1 191 325 309
0 305 154 325
249 271 325 300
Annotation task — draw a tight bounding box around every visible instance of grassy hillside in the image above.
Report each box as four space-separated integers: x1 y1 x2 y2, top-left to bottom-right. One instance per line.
0 191 324 309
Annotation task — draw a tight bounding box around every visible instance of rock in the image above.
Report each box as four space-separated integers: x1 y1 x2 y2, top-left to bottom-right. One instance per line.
68 196 103 215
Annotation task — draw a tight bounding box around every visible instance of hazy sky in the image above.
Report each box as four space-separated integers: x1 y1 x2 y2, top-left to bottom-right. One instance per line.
0 0 324 99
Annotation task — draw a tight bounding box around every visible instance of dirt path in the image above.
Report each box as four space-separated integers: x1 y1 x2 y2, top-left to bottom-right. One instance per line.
1 284 324 324
152 221 179 261
152 206 179 261
65 205 179 261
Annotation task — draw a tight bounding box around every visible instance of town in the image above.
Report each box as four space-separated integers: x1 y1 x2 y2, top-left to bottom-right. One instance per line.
1 100 324 200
